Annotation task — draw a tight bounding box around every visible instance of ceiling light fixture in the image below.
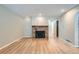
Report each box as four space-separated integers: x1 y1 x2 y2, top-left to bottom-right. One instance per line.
61 9 65 13
38 13 42 17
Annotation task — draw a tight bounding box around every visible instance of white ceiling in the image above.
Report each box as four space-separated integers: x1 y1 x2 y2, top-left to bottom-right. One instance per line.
3 4 77 18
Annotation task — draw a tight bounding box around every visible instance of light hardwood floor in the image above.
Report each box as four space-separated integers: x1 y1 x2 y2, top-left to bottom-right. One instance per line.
0 38 79 54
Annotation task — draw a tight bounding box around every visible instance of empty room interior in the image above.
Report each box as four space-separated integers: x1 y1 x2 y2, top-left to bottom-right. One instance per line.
0 4 79 54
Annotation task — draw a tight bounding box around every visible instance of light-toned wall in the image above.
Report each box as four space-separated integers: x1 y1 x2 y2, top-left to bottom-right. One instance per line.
0 5 25 47
59 5 79 46
49 19 57 39
23 17 32 37
32 16 48 26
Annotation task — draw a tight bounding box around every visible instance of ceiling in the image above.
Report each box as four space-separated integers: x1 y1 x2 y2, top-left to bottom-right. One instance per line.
3 4 77 18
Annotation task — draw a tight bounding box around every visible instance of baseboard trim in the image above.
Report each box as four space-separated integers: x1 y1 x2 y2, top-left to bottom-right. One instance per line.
22 36 32 39
59 38 74 47
23 36 32 37
0 36 23 50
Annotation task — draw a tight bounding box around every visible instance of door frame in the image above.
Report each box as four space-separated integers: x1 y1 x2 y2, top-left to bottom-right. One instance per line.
75 12 79 47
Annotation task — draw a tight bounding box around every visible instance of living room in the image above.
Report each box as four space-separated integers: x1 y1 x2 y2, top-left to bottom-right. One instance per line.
0 4 79 54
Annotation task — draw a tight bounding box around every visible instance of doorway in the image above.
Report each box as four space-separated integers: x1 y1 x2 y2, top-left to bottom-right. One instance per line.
56 20 59 37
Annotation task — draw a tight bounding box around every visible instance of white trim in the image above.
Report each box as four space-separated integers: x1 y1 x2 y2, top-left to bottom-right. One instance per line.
23 36 32 38
0 36 23 50
74 13 79 47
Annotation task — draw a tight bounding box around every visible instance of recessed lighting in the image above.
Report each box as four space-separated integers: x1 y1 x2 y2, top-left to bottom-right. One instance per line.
61 9 65 13
38 13 42 16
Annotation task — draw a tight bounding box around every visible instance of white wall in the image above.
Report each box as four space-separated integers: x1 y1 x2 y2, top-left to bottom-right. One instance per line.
23 17 32 37
49 19 57 39
59 5 79 46
32 16 48 26
0 5 25 47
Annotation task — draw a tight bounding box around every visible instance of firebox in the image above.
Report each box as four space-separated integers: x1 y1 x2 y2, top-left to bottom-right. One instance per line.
35 31 45 38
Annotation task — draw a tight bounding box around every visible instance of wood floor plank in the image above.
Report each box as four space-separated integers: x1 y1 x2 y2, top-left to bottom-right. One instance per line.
0 38 79 54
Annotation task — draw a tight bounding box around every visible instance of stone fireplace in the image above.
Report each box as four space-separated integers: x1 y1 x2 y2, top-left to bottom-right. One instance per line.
32 26 48 38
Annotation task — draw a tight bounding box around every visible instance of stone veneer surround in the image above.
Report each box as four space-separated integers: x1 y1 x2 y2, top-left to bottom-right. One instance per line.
32 26 48 38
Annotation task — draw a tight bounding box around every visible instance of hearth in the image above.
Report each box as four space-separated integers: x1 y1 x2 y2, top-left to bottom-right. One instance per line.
35 31 45 38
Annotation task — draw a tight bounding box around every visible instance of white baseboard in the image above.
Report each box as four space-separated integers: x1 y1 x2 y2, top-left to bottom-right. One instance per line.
23 36 32 38
59 38 74 47
0 36 23 50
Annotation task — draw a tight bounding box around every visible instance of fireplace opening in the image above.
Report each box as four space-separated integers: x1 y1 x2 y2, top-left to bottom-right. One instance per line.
35 31 45 38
